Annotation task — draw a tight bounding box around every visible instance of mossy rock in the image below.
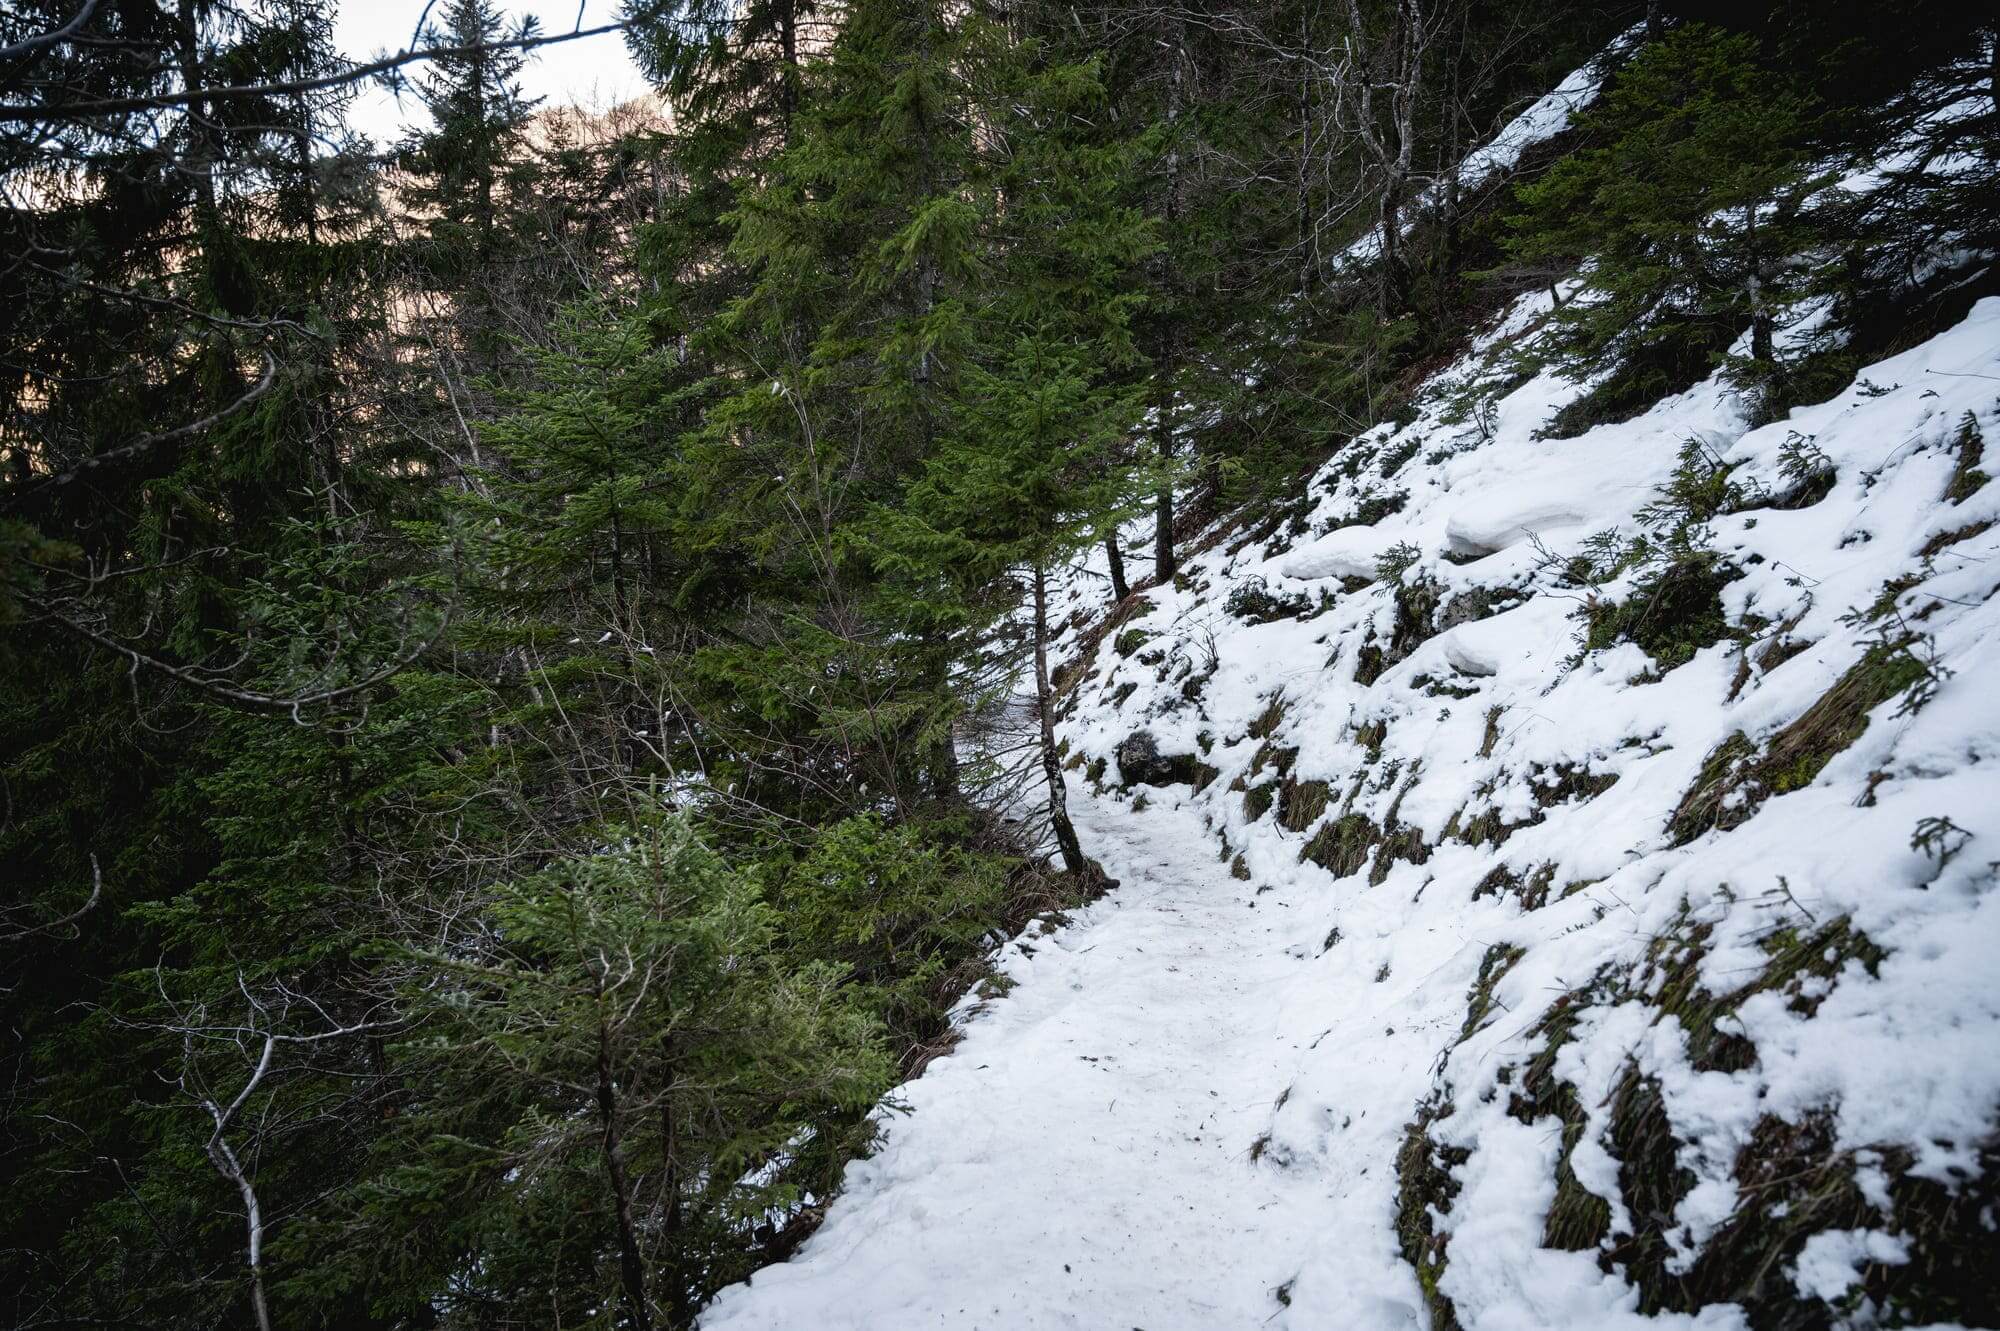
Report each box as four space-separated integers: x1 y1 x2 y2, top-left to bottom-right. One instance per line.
1114 730 1211 789
1668 635 1934 845
1225 578 1316 624
1302 813 1379 877
1355 576 1449 687
1114 628 1154 657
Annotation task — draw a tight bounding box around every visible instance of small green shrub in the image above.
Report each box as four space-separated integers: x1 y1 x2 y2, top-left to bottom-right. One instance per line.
1224 578 1315 624
1945 411 1990 503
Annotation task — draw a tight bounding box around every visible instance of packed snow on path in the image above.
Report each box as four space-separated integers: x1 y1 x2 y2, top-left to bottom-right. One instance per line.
701 785 1434 1329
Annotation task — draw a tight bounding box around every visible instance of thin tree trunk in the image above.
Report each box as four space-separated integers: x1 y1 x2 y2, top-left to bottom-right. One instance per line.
1153 372 1177 583
597 1021 652 1331
1153 15 1185 584
926 634 961 804
779 0 800 129
198 1035 277 1331
1746 203 1774 363
658 1056 688 1327
1990 23 1999 115
208 1122 274 1331
1104 533 1129 602
1032 562 1087 877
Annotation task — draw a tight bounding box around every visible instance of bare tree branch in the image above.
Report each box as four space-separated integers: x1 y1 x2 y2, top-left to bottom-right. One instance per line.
0 20 632 123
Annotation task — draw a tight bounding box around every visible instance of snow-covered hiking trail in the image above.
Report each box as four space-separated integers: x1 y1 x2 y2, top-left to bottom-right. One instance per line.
704 287 2000 1329
703 788 1429 1329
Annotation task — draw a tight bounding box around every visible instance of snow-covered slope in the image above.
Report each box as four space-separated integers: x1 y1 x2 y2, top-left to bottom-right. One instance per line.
703 287 2000 1326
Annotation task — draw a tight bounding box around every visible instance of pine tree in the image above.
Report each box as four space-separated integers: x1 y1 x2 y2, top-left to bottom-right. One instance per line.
400 0 543 266
1501 25 1836 424
876 36 1154 877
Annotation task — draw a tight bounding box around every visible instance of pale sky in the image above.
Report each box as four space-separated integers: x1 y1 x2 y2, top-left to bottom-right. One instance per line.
333 0 651 146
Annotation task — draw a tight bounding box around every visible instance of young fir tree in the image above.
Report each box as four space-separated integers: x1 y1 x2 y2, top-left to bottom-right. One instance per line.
396 0 547 394
680 0 989 822
400 0 544 266
380 819 891 1329
876 39 1154 876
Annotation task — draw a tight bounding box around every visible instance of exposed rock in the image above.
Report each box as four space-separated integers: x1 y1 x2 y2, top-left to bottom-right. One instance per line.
1114 730 1210 789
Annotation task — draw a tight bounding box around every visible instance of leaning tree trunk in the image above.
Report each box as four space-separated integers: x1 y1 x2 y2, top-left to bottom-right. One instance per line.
1105 533 1130 602
1032 561 1088 877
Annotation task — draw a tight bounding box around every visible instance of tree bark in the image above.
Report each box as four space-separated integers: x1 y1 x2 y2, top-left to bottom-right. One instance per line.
1032 562 1088 877
1104 533 1129 602
779 0 800 131
1746 203 1774 364
1160 377 1168 579
658 1054 688 1327
597 1020 652 1331
1152 13 1185 584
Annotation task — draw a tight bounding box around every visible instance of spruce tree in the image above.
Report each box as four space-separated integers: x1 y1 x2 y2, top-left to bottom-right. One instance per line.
1501 25 1836 424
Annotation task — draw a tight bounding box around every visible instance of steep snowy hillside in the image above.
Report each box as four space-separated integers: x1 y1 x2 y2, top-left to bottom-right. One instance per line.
701 285 2000 1327
1039 290 2000 1329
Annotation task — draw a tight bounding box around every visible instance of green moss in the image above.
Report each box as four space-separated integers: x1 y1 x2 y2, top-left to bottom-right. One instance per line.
1669 635 1936 845
1242 783 1275 823
1278 778 1331 833
1495 906 1915 1322
1457 943 1525 1044
1675 1119 1999 1328
1302 813 1379 877
1584 556 1742 669
1225 579 1316 624
1393 1101 1467 1331
1113 628 1153 657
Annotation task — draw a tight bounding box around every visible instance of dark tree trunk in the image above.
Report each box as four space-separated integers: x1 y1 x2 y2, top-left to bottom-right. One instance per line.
1153 371 1177 583
596 1022 652 1331
1152 13 1185 584
658 1059 688 1327
1105 533 1129 602
1032 562 1088 877
779 0 800 129
1746 202 1774 364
